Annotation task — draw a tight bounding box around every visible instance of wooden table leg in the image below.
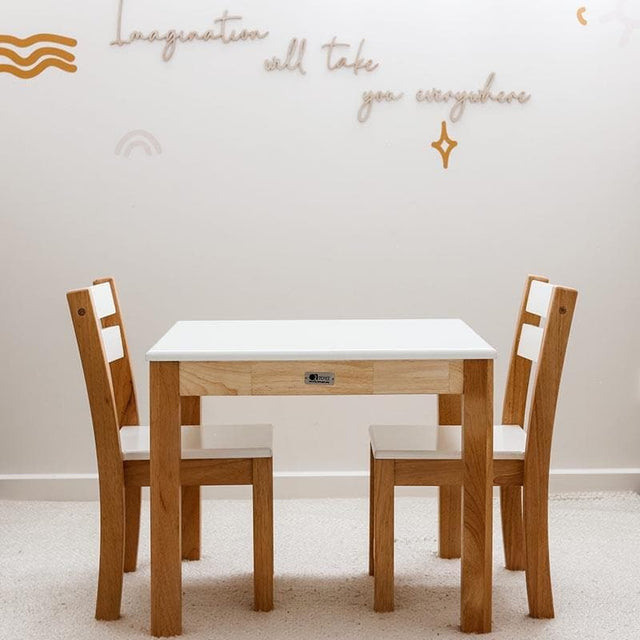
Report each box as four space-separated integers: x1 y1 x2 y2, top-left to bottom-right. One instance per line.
373 458 394 612
150 362 182 637
252 457 274 611
438 394 462 559
181 397 201 561
461 359 493 633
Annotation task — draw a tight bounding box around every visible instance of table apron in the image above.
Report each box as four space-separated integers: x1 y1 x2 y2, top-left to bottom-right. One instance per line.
177 360 463 396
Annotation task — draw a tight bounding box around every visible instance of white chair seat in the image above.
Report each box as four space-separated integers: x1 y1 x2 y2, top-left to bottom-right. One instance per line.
120 424 273 461
369 424 526 460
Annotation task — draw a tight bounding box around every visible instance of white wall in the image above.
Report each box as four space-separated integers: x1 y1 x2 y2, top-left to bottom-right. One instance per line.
1 0 639 498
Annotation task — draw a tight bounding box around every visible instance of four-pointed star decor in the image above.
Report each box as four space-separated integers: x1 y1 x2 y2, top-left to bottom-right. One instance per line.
431 120 458 169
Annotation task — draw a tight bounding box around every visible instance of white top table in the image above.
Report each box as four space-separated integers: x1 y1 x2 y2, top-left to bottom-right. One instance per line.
146 319 496 362
147 318 495 636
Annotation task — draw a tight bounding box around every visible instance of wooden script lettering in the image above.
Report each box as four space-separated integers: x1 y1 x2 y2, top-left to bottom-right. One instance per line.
264 38 307 75
358 90 404 122
321 37 379 74
111 1 269 61
416 72 531 122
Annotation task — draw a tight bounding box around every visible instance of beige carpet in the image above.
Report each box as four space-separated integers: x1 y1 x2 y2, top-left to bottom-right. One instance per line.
1 492 639 639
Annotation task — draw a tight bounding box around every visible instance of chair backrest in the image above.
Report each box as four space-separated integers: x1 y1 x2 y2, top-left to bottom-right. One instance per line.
502 275 578 478
91 278 139 427
67 278 139 476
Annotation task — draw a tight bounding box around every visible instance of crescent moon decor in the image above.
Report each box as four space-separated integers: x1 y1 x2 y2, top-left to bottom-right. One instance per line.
577 7 588 26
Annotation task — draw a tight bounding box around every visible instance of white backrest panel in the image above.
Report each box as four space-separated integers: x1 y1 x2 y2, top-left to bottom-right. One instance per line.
517 323 543 362
89 282 116 319
102 326 124 363
526 280 553 318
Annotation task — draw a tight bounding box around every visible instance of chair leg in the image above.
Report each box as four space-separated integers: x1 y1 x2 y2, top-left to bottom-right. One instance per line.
373 458 394 612
95 484 125 620
500 486 526 571
369 446 375 576
124 485 141 573
252 458 274 612
523 482 554 618
181 486 201 561
438 485 461 559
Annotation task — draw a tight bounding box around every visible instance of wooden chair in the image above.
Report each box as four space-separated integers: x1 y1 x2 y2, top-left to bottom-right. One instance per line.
67 278 274 620
368 275 577 618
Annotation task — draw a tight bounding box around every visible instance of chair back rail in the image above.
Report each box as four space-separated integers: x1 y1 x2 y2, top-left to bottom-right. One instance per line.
93 278 140 427
517 324 544 363
89 282 117 318
525 280 554 318
102 326 124 362
502 275 549 426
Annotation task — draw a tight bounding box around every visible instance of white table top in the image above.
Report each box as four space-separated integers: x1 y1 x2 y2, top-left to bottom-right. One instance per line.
146 319 496 362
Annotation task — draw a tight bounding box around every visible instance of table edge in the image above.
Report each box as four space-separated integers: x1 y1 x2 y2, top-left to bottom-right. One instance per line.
145 349 498 362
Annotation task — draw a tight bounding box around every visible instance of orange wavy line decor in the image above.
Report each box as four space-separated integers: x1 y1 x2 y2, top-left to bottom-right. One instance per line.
0 58 77 79
0 47 75 66
0 33 77 47
0 33 77 79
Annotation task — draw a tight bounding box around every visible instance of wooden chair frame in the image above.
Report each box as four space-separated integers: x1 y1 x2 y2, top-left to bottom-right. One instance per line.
369 275 577 619
68 278 273 620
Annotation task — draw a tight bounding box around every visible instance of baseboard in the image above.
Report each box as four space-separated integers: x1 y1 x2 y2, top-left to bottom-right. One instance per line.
0 473 101 501
1 468 639 500
548 468 640 493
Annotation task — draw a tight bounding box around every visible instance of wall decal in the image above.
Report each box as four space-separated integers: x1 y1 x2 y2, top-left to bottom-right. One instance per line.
264 38 307 75
357 90 404 123
602 0 640 46
0 34 77 79
102 5 533 164
114 130 162 157
111 1 269 61
577 7 588 25
431 121 457 169
321 37 379 74
416 73 531 123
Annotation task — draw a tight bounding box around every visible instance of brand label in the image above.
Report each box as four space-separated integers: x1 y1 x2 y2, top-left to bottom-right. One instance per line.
304 372 335 385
